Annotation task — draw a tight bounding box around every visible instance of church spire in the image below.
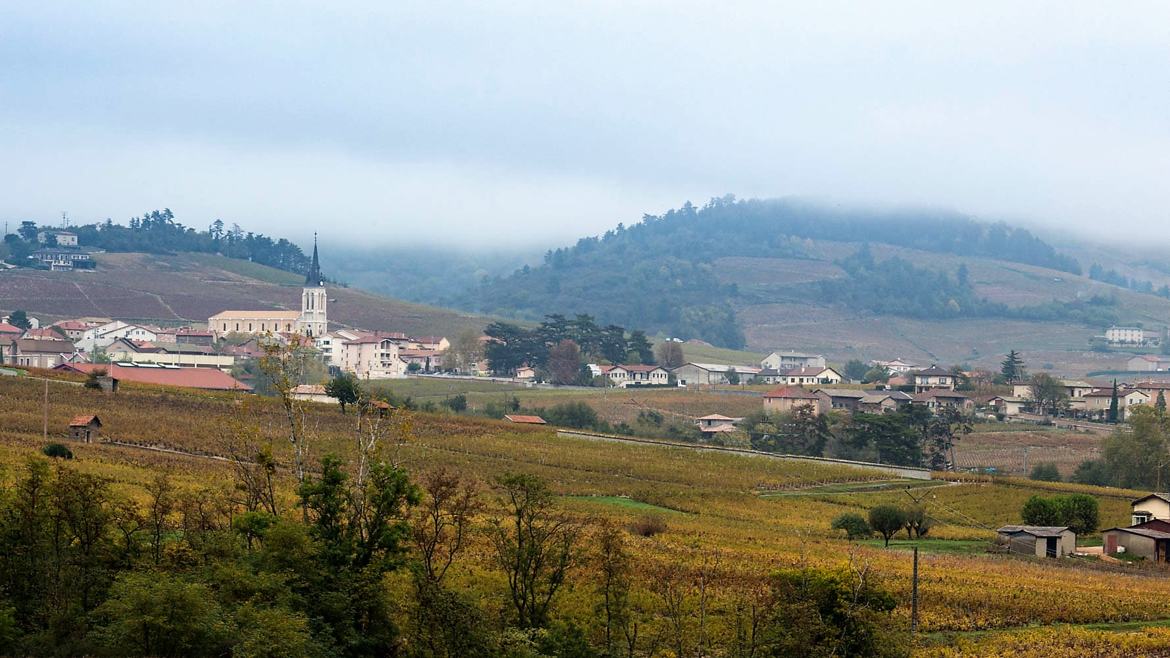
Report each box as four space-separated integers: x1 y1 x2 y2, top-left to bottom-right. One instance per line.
305 233 322 286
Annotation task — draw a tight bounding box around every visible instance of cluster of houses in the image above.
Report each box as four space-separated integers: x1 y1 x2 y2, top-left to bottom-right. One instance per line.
2 244 452 392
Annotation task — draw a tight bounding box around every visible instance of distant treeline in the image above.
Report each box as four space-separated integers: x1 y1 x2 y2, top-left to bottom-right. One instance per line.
822 246 1118 325
465 196 1083 347
70 209 313 277
1089 263 1170 299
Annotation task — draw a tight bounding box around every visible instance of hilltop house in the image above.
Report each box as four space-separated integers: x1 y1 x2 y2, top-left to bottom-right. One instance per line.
1083 388 1149 420
761 351 826 371
763 386 820 415
912 366 955 393
30 247 94 270
37 229 79 247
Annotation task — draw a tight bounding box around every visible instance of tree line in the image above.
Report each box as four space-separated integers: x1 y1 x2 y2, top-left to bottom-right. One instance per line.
483 315 656 382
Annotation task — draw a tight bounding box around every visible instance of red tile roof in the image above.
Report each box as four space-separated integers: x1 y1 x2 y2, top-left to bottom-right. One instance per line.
56 363 252 392
763 386 819 400
69 415 101 427
0 322 24 334
504 414 547 424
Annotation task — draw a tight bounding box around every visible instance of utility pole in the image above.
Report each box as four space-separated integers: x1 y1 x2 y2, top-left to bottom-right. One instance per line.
911 546 920 637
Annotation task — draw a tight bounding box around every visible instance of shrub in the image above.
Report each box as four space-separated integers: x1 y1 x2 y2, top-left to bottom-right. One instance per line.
830 513 871 540
1021 496 1062 526
628 515 668 538
443 394 468 413
868 505 907 547
42 443 73 459
1021 494 1099 534
1070 459 1110 486
1029 463 1061 482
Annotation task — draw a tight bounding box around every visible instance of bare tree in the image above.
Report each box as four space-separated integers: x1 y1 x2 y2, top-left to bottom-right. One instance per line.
145 473 175 565
257 334 317 487
595 522 633 656
412 467 482 584
488 473 581 628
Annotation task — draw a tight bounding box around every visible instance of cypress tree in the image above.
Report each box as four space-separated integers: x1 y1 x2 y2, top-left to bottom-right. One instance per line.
1107 379 1120 423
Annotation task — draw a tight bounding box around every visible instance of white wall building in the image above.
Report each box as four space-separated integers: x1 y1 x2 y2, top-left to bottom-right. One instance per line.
761 351 827 371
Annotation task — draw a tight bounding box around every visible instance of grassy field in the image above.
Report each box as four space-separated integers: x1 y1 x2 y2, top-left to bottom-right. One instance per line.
1 373 1167 652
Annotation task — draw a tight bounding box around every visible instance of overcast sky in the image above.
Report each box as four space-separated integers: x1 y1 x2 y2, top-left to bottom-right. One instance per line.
2 2 1169 249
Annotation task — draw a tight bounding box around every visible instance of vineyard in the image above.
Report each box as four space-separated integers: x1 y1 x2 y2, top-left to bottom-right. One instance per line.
2 374 1170 653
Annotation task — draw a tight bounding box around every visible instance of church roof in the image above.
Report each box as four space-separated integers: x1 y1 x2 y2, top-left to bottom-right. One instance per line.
305 234 323 286
208 310 301 320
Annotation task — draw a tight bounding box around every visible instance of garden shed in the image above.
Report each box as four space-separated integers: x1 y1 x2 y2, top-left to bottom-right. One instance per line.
995 525 1076 558
68 415 102 443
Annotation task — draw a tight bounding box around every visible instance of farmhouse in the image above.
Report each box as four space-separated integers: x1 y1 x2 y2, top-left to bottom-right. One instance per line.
68 415 101 443
762 386 820 415
695 414 741 435
1083 388 1149 420
995 525 1076 558
1130 493 1170 525
814 388 867 412
5 338 86 369
913 389 974 412
912 365 955 393
1127 355 1170 372
602 364 670 387
770 366 843 387
859 392 913 414
985 395 1027 417
760 351 826 371
30 247 94 270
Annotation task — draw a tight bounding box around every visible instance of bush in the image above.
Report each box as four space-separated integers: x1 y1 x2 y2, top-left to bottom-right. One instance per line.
1021 494 1099 534
1029 463 1062 482
830 513 872 540
443 394 468 413
541 401 599 430
628 515 668 537
1021 495 1062 526
868 505 907 547
1070 459 1110 486
42 443 73 459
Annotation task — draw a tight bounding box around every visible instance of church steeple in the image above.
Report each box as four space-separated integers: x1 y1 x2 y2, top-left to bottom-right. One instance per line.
305 233 322 286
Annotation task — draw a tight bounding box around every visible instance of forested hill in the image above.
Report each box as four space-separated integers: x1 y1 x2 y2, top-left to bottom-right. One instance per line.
461 197 1085 348
67 210 312 277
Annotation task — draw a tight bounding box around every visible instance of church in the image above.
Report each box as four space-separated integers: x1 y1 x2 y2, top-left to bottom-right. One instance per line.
208 239 328 338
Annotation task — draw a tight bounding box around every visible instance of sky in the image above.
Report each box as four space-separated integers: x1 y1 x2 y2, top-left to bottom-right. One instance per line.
2 1 1169 249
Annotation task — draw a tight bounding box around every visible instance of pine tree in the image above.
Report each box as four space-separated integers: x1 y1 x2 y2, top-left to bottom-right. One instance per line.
1158 390 1166 413
1000 350 1026 383
1107 379 1120 423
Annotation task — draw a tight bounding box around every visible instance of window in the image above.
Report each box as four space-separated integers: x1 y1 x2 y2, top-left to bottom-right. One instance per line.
1134 512 1153 525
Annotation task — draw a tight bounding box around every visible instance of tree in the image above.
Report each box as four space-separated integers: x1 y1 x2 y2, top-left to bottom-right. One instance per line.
488 473 581 628
1108 379 1120 423
868 505 907 547
541 401 599 430
594 523 633 657
830 513 872 540
1057 494 1099 535
257 335 319 488
1159 390 1167 413
443 394 467 413
92 572 231 657
325 372 361 413
1028 373 1068 417
446 329 485 374
770 405 832 456
862 366 891 384
1101 405 1170 489
1029 462 1062 482
627 330 655 365
41 443 73 459
1021 495 1062 526
655 341 685 370
1000 350 1026 383
843 359 869 382
726 367 740 385
548 339 583 385
1070 459 1110 486
903 505 932 539
7 310 30 330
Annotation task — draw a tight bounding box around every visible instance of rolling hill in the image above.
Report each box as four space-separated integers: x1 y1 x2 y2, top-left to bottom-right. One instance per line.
459 197 1170 375
0 252 489 337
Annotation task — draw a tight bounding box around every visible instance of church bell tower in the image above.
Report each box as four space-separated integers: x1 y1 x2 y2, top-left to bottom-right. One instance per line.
299 235 328 337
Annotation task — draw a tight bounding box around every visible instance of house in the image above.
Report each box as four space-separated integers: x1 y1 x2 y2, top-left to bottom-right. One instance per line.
912 366 955 393
1131 382 1170 402
399 348 444 372
0 322 23 341
68 415 101 443
859 391 913 414
814 388 867 413
1102 526 1170 562
210 240 328 338
37 229 79 247
762 386 821 415
871 359 919 374
504 414 547 424
5 338 85 369
1083 388 1149 420
514 366 537 381
55 363 252 392
290 384 333 404
773 366 843 387
1130 493 1170 525
695 414 742 434
30 247 94 270
985 395 1027 417
913 389 975 413
761 352 827 371
410 335 450 352
174 328 216 346
995 526 1076 558
1127 355 1170 372
50 320 99 341
602 364 670 387
337 332 409 379
77 321 158 352
1107 326 1152 346
672 362 762 386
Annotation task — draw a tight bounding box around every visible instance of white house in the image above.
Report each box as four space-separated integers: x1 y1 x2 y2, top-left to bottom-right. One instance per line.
602 364 670 387
1107 326 1149 346
771 366 843 387
872 359 919 374
761 351 827 371
913 366 955 393
77 321 158 352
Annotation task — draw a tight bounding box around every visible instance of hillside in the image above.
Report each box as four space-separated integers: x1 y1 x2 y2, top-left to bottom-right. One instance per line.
0 252 489 337
0 373 1166 654
461 198 1170 375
